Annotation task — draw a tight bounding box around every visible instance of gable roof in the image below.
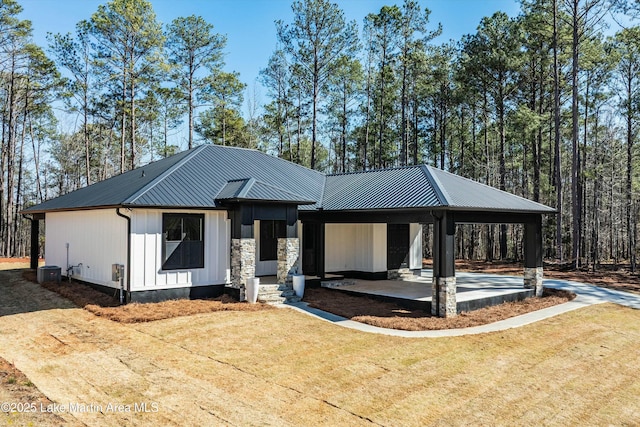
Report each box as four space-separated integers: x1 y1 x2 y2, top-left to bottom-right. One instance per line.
23 144 554 215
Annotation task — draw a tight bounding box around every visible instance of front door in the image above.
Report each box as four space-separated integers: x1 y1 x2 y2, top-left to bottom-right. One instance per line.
302 223 318 276
387 224 410 270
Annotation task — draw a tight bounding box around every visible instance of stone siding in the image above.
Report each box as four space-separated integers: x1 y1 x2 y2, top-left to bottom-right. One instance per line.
277 238 299 284
524 266 544 297
230 238 256 301
431 276 457 317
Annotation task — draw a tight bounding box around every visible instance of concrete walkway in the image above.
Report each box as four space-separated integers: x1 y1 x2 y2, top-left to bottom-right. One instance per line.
287 277 640 338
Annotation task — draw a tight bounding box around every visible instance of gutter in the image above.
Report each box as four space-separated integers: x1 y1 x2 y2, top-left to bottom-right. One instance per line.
115 208 131 303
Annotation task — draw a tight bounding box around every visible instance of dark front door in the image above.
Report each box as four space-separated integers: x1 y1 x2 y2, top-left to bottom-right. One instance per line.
303 223 318 275
387 224 410 270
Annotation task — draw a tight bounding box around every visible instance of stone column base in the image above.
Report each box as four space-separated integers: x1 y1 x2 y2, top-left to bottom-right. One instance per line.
524 266 543 297
277 238 299 284
431 276 457 318
231 238 256 301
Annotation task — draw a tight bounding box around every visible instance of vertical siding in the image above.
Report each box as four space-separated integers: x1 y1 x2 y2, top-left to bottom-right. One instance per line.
325 223 387 273
44 210 127 288
130 209 229 291
409 223 423 270
371 224 387 272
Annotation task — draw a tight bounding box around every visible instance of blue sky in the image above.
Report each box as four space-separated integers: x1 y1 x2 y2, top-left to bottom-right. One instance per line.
17 0 521 148
18 0 520 93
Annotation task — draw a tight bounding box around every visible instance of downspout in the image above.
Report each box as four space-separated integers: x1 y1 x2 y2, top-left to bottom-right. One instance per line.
116 208 131 304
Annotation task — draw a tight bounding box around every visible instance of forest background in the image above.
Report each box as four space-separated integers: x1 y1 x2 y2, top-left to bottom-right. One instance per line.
1 0 639 271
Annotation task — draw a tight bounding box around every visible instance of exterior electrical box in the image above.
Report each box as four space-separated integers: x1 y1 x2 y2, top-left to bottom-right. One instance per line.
112 264 124 282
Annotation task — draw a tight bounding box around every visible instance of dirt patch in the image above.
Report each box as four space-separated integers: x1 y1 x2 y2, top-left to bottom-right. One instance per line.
23 270 273 323
0 357 70 426
303 287 574 331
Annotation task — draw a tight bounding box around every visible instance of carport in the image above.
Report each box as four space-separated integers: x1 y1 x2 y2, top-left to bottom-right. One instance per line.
299 165 554 318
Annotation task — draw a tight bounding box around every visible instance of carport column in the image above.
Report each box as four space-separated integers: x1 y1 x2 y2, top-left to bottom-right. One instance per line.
432 211 457 318
524 216 544 297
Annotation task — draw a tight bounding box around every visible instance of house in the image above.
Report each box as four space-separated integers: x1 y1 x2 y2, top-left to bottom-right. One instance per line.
22 144 554 317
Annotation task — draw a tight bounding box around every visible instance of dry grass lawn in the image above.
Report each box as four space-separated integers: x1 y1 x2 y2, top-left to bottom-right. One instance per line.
0 268 639 425
0 358 78 427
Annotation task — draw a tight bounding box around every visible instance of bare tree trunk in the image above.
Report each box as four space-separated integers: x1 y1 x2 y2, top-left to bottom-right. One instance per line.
130 76 136 170
553 0 563 262
120 73 127 174
590 108 601 271
626 74 636 272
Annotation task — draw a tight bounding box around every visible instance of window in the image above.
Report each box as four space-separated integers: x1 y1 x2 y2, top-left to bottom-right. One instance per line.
260 220 286 261
162 213 204 270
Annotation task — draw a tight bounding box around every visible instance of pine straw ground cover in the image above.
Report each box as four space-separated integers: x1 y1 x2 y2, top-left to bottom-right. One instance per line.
22 270 273 323
24 269 573 329
303 287 574 330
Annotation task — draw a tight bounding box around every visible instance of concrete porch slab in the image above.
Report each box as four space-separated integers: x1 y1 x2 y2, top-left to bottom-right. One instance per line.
324 269 534 313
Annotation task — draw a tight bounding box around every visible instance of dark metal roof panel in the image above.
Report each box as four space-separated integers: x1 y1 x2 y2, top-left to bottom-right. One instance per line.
322 166 442 210
425 166 556 213
24 144 554 215
24 145 326 213
216 179 314 204
22 148 195 213
216 179 249 199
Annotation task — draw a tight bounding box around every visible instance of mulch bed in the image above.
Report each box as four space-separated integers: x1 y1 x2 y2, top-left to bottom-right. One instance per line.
303 287 575 331
22 270 273 323
25 266 576 330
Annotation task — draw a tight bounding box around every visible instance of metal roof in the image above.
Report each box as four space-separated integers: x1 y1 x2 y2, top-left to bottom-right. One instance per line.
425 166 555 213
23 145 325 213
321 165 554 213
322 167 441 210
216 178 315 204
23 144 554 215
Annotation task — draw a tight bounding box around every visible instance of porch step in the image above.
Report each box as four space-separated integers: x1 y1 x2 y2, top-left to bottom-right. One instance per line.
388 268 420 281
321 279 356 288
257 283 301 305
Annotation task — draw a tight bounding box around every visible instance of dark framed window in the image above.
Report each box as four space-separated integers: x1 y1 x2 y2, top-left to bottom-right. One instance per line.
260 220 286 261
162 213 204 270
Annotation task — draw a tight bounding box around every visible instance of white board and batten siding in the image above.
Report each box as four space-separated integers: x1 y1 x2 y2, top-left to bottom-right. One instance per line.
45 210 128 288
45 208 230 291
130 209 230 291
409 223 423 270
324 223 423 273
324 223 387 273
